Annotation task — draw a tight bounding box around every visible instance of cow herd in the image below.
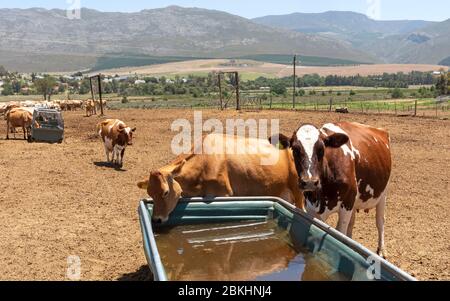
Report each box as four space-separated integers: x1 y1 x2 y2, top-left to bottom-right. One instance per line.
1 99 108 140
1 105 393 257
136 121 392 258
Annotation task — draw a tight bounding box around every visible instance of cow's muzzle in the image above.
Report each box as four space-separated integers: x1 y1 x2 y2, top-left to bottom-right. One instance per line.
299 177 321 192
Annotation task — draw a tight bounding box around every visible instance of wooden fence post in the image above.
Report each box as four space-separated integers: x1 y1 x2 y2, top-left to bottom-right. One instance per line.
414 99 418 117
329 98 333 112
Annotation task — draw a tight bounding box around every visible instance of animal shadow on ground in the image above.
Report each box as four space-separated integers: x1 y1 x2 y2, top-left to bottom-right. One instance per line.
1 137 27 141
118 265 153 281
93 161 127 172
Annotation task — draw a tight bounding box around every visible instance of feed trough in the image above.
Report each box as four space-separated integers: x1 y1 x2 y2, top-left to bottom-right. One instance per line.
138 197 415 281
28 108 64 143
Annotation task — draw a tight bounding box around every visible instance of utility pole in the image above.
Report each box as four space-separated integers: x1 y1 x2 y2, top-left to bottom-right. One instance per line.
235 71 240 111
97 74 104 116
89 74 104 116
218 73 223 110
89 77 97 115
293 55 296 109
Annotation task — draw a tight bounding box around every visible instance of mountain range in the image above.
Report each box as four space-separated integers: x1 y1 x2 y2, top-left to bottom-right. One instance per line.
253 11 450 65
0 6 448 72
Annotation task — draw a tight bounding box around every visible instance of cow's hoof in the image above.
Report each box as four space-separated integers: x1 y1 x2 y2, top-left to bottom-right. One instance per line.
377 248 388 259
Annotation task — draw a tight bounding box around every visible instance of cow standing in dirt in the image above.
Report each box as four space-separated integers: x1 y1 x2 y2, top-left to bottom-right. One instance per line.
85 99 96 117
277 122 392 257
6 107 35 140
97 119 136 167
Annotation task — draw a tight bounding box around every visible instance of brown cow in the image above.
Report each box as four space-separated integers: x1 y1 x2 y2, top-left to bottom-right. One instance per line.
84 99 96 117
137 134 304 224
278 122 392 257
6 108 34 140
96 119 136 167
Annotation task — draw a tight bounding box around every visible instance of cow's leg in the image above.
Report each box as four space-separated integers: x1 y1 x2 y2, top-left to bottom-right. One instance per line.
347 210 357 238
336 207 354 237
112 146 119 165
120 149 125 167
104 145 111 163
23 126 26 140
376 195 387 258
6 120 9 140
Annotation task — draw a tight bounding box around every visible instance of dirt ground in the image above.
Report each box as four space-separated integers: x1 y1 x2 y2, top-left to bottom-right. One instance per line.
0 109 448 281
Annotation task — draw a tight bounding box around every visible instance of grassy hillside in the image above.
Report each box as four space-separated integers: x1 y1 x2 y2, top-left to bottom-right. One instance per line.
0 7 375 72
438 56 450 66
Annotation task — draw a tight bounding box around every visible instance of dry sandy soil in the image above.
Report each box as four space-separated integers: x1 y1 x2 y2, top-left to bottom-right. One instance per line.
97 59 448 78
0 109 449 281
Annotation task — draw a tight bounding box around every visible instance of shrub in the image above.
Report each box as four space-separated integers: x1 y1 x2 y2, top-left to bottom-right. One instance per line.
390 88 404 99
271 82 287 95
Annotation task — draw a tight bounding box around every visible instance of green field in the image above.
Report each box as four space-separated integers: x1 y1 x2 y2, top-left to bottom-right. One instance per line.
90 52 372 73
238 54 370 66
91 54 203 72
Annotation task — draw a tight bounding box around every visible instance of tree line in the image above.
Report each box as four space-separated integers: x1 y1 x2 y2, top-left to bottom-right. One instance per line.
0 64 445 99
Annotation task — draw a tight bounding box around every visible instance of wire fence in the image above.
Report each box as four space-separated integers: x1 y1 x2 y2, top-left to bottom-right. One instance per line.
237 91 450 119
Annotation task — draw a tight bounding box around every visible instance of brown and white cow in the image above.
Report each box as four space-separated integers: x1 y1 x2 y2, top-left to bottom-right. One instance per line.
6 107 35 140
279 122 392 257
137 133 304 224
96 119 136 167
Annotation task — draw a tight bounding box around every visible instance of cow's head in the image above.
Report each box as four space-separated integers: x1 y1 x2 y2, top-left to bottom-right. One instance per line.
278 124 349 193
118 125 136 146
137 160 186 224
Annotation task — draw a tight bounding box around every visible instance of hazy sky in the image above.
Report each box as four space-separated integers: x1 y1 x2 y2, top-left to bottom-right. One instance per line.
0 0 448 21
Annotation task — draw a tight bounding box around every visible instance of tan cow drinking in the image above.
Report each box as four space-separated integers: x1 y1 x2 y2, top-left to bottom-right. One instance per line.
138 133 304 224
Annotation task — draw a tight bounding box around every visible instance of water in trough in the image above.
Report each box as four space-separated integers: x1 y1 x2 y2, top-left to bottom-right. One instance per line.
155 220 349 281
